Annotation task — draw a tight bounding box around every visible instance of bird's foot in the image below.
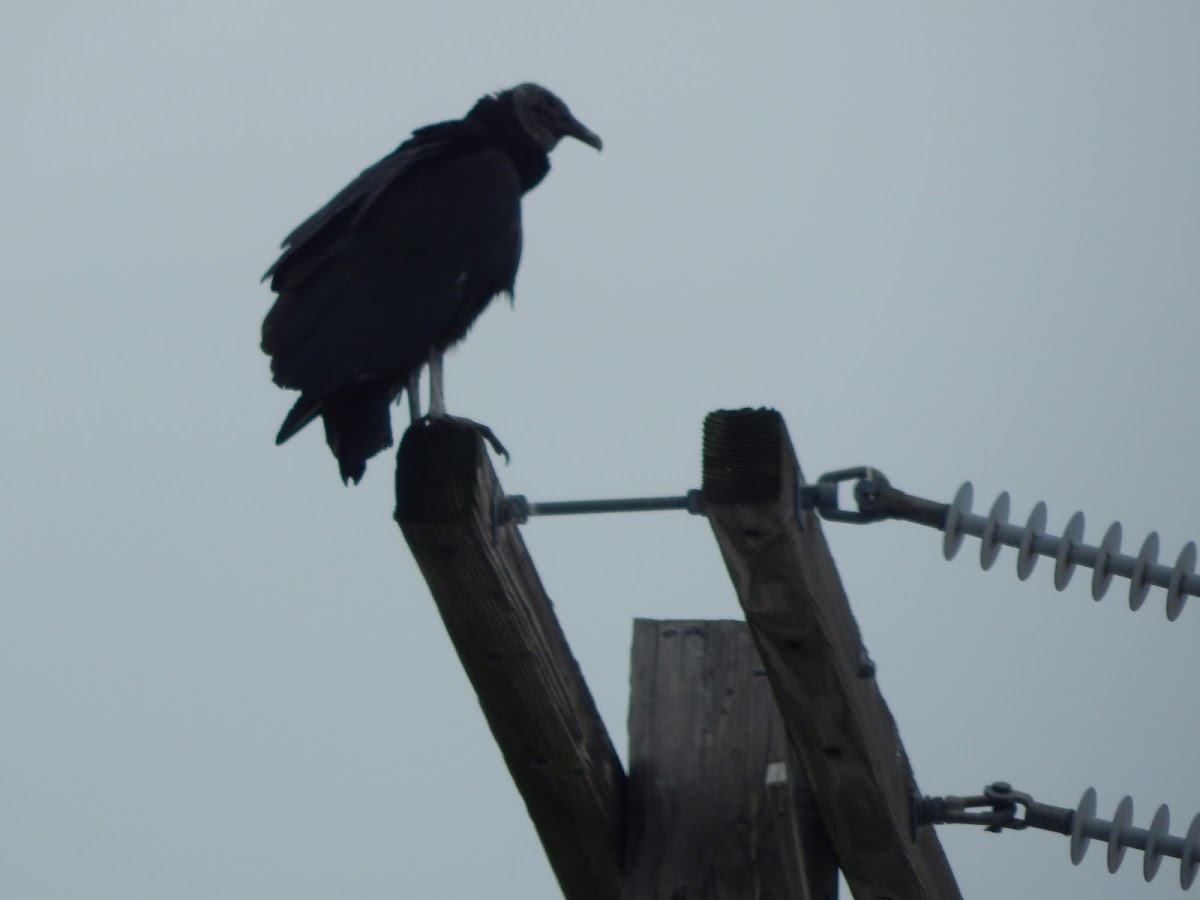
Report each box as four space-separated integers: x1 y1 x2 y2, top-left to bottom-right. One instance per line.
424 414 510 463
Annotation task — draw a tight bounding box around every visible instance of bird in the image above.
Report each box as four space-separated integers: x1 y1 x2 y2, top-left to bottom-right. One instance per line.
261 83 602 484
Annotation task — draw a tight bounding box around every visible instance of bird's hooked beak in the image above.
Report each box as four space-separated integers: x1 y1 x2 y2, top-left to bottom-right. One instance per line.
563 115 603 152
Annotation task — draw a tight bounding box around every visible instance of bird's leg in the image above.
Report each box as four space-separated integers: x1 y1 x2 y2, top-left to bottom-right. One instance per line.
428 350 446 418
420 349 508 460
406 372 422 423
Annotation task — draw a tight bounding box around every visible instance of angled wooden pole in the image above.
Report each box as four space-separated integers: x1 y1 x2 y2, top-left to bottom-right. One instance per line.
394 418 624 900
625 619 837 900
702 409 962 900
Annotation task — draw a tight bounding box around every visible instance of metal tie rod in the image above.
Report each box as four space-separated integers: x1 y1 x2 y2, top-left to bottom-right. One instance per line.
500 490 704 525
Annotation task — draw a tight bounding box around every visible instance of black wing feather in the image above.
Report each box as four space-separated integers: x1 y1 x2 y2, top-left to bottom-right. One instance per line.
262 134 522 396
262 121 468 285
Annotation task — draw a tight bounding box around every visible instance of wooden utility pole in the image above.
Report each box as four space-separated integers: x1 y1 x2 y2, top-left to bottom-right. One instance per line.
703 409 962 900
394 411 962 900
395 418 624 900
626 619 837 899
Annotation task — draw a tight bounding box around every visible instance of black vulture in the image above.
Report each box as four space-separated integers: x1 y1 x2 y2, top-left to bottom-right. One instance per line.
262 83 601 484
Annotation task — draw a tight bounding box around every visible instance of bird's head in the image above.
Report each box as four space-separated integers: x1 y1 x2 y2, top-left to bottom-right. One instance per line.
510 83 603 153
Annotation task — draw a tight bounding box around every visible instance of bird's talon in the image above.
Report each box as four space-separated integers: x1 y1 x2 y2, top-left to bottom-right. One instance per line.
445 415 508 461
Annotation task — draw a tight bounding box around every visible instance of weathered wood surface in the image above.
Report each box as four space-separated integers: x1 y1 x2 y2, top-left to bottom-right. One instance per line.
395 418 624 900
702 409 962 900
625 619 837 900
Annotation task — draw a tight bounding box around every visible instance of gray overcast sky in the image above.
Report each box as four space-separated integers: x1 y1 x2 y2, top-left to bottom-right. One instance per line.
3 2 1199 897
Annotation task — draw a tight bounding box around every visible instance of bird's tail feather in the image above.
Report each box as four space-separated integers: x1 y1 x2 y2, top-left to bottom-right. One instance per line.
320 385 395 485
275 392 324 445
